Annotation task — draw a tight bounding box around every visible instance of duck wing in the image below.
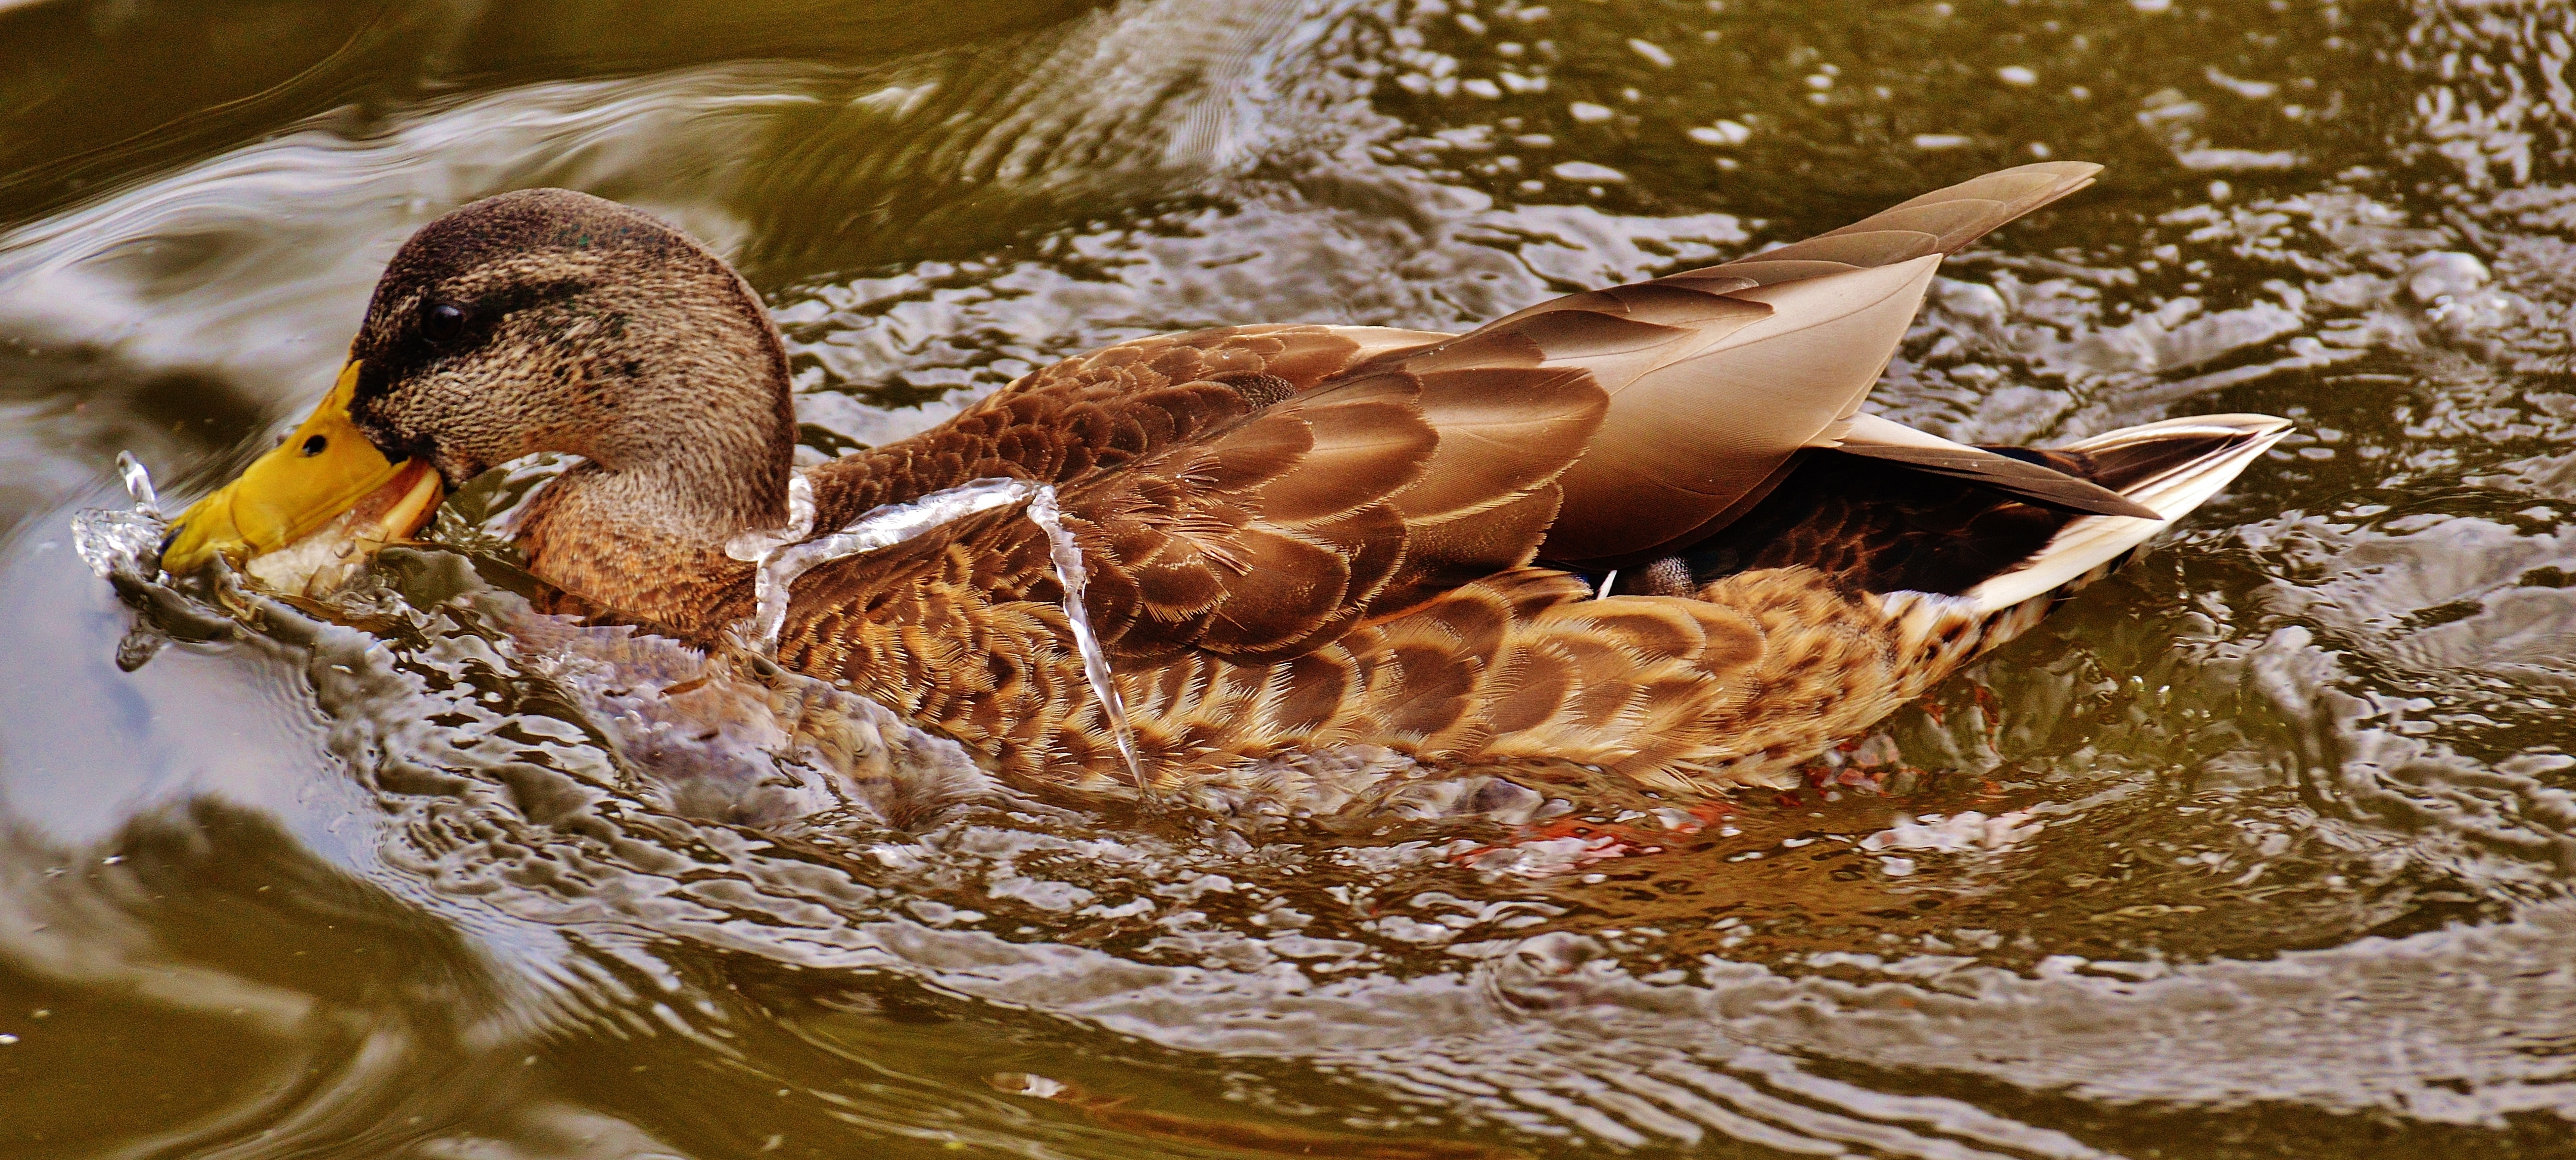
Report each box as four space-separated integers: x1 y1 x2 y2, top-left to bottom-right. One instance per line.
1468 160 2114 564
799 321 1601 666
804 163 2120 664
804 323 1449 520
1042 325 1610 664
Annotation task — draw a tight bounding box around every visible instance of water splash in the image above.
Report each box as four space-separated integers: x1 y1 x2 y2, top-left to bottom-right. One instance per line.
735 476 1033 656
723 470 818 564
114 451 162 519
479 453 589 542
72 452 171 580
503 613 993 830
1027 484 1146 791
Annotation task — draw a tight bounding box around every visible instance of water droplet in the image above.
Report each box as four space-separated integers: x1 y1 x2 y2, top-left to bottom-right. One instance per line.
1627 39 1675 68
1697 119 1753 146
115 451 161 518
1550 161 1627 183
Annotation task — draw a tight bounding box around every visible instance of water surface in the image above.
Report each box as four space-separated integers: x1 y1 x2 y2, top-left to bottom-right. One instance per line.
6 0 2576 1156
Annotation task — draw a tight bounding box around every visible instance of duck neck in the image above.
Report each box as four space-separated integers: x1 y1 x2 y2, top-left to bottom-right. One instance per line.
514 339 798 633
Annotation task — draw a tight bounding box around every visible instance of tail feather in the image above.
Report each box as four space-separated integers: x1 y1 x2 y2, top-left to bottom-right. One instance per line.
1962 414 2293 613
1835 412 2160 519
1668 412 2289 609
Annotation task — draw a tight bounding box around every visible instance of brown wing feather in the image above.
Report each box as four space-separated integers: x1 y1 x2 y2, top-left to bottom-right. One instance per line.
776 164 2109 679
1325 162 2108 569
1059 369 1438 662
801 323 1448 526
1538 255 1945 563
1044 344 1610 662
781 320 1606 669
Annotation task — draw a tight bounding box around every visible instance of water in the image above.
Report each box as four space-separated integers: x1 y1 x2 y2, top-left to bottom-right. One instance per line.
6 0 2576 1155
1025 484 1146 793
731 474 1032 655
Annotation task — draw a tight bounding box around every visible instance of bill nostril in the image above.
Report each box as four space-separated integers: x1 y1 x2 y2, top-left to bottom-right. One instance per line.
301 435 327 456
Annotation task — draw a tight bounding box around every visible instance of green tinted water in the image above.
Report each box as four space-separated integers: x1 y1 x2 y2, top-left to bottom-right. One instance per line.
6 0 2576 1156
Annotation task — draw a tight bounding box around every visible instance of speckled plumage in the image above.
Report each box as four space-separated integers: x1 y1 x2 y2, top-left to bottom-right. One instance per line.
321 167 2290 796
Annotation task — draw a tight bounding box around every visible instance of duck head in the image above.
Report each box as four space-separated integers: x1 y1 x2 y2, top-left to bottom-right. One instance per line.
162 190 798 615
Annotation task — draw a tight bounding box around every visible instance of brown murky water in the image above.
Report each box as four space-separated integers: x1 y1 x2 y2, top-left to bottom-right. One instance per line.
6 0 2576 1155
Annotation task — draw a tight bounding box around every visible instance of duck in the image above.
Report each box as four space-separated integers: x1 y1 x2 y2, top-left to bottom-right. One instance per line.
158 162 2289 798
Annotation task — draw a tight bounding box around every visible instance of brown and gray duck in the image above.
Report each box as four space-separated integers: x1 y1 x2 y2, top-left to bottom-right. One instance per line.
161 162 2289 797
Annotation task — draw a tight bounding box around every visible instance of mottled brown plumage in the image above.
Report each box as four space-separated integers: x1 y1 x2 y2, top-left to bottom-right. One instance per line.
298 165 2290 796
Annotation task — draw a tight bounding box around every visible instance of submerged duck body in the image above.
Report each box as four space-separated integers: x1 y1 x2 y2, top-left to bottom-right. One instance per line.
163 163 2289 797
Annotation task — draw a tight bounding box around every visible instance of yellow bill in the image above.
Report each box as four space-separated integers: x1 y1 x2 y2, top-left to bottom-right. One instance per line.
160 360 445 579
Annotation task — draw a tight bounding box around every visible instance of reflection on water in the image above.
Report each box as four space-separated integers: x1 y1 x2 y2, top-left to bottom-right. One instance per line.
8 0 2576 1155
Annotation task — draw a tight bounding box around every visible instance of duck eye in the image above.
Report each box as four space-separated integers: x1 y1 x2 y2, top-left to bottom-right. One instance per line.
421 301 467 343
300 434 328 457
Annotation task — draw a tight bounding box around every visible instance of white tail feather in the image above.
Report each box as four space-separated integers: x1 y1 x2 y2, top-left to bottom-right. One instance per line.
1962 414 2292 613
